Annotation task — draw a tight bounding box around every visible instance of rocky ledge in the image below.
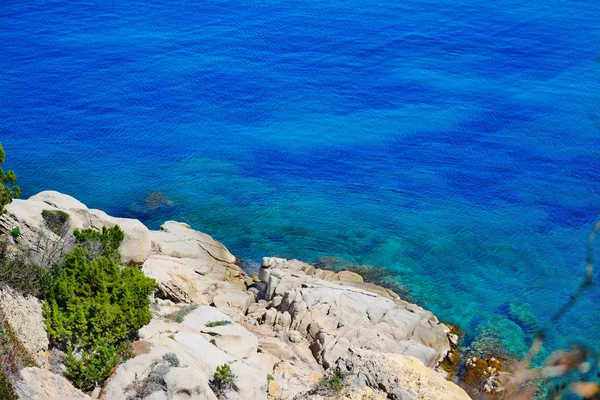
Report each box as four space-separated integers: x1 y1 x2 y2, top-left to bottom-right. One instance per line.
0 191 470 399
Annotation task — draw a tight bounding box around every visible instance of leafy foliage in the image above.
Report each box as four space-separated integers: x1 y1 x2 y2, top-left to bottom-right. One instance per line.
0 240 49 297
163 352 179 367
0 144 20 214
205 320 231 327
42 225 157 390
10 227 19 237
211 363 236 398
73 225 125 262
41 210 70 235
163 305 197 323
316 368 350 393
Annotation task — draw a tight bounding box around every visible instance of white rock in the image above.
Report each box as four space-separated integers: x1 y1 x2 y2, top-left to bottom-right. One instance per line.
28 191 88 211
151 221 237 264
14 367 90 400
0 287 48 367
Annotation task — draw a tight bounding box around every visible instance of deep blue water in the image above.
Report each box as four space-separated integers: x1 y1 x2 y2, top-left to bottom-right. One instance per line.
1 0 599 358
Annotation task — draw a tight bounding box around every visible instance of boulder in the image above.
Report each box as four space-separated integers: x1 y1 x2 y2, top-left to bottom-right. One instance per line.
164 367 216 399
150 221 237 264
259 337 296 362
334 348 471 400
213 290 255 315
142 255 244 305
0 192 151 266
0 287 48 367
28 191 88 210
183 306 258 359
67 208 151 265
14 367 90 400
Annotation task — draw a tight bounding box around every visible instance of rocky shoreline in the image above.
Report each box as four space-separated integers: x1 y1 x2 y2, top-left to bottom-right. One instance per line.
0 191 471 399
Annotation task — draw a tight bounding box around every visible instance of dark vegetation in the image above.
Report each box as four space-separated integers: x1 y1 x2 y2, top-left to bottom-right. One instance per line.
210 363 236 399
317 368 350 393
41 209 70 235
306 368 350 396
43 226 157 390
0 143 19 214
205 320 231 328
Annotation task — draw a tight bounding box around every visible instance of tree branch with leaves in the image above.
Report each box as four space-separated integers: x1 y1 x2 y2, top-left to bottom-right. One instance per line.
0 143 20 213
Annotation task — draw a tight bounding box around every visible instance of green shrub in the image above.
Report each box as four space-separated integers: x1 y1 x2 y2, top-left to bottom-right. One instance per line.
211 363 236 398
163 352 179 367
163 305 197 323
73 225 124 262
10 227 19 237
267 374 275 382
41 210 70 235
142 381 164 397
205 320 231 328
210 338 217 346
0 240 49 297
43 225 157 390
0 373 16 400
0 143 20 214
315 368 350 393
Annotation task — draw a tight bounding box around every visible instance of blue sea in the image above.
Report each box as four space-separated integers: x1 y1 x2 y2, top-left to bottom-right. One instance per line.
1 0 599 360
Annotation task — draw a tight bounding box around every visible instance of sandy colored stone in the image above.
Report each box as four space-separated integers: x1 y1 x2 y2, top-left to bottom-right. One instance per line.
14 367 90 400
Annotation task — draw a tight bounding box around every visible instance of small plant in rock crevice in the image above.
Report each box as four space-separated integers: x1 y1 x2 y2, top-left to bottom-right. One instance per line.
205 320 231 328
313 368 351 394
164 305 197 323
210 363 237 399
163 352 179 367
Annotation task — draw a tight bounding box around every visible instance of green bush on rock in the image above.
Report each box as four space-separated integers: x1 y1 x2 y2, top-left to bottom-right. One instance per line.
43 225 157 390
0 143 20 214
211 363 236 398
41 209 70 235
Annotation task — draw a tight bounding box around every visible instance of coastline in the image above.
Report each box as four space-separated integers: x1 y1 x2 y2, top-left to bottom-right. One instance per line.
0 190 475 399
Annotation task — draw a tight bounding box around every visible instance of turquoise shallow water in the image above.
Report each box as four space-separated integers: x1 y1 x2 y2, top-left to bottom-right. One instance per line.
1 0 599 357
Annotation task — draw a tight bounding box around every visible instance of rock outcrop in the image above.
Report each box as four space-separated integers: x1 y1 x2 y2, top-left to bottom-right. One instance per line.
103 306 271 400
13 367 90 400
258 257 450 367
0 191 469 400
334 347 470 400
0 191 151 265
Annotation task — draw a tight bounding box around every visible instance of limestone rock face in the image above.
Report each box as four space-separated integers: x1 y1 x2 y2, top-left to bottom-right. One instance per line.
259 258 451 368
29 191 88 210
141 254 246 309
0 287 48 367
0 191 151 265
334 348 471 400
14 367 90 400
151 221 237 264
